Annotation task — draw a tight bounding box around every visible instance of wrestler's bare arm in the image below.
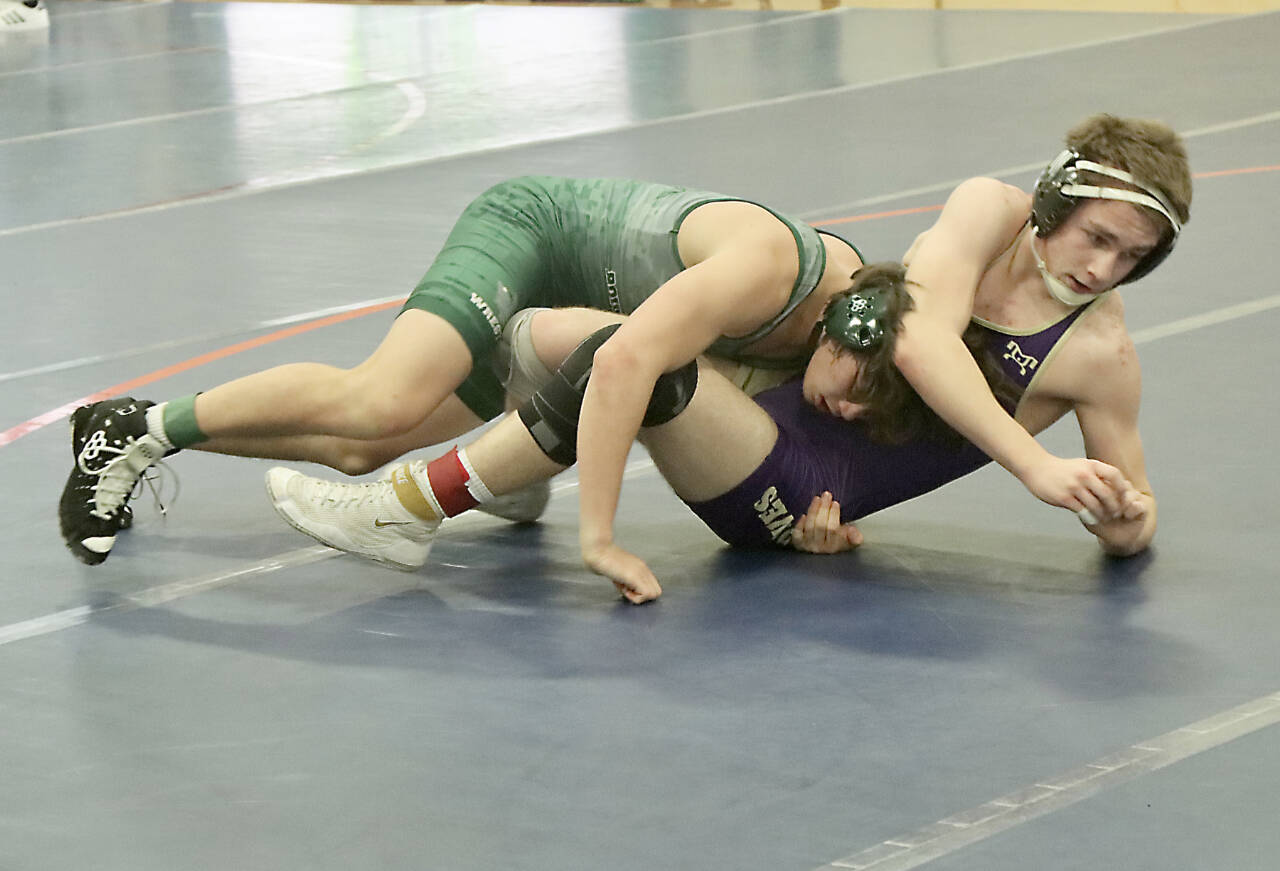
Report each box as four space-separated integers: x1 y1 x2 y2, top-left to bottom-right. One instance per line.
1057 308 1157 555
498 304 793 601
897 179 1129 522
575 209 799 587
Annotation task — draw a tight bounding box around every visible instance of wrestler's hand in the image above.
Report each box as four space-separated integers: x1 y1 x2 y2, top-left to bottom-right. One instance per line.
582 542 663 604
791 492 864 554
1097 482 1149 523
1019 456 1131 522
1079 483 1149 527
1120 487 1149 521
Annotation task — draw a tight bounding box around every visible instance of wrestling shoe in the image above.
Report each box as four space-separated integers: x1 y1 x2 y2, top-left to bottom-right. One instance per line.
59 398 166 564
69 399 136 533
266 467 438 571
0 0 49 31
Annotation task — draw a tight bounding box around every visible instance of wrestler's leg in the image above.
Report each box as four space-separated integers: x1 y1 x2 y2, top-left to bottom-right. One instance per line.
207 304 766 477
263 314 599 567
191 394 486 476
59 309 479 565
267 305 778 504
195 178 563 443
460 307 630 493
456 309 779 503
637 369 779 503
263 309 779 571
191 309 472 442
515 306 627 377
61 179 557 565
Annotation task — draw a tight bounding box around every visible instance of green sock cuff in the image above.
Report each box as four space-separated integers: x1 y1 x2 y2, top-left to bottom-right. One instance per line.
162 394 208 448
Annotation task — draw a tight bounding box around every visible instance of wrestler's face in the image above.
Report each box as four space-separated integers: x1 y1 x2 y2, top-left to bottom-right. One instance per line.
1040 199 1163 293
802 337 865 420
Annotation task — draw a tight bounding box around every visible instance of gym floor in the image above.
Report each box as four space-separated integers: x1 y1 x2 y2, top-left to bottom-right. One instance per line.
2 3 1278 869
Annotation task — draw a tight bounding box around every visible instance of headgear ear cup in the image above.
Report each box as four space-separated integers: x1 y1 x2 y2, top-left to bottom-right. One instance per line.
1029 149 1180 284
1119 233 1173 284
822 288 892 351
1030 149 1082 238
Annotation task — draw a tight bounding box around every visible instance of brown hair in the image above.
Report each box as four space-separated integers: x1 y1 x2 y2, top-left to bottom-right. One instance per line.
828 263 1018 445
1066 114 1192 238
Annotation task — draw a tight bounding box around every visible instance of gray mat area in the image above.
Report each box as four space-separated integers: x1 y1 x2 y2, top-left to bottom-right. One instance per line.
2 4 1278 870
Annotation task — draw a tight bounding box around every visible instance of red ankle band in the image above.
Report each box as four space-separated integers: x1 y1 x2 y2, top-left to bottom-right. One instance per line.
426 448 478 517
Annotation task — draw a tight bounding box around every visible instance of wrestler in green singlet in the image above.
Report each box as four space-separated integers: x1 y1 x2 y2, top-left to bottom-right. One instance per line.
403 176 844 419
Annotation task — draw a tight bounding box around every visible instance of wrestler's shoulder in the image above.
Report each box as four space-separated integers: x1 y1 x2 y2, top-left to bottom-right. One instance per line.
1060 294 1140 380
948 177 1031 211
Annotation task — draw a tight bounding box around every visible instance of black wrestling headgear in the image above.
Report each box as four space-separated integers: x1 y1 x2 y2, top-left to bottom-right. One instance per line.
822 286 891 351
1031 149 1182 284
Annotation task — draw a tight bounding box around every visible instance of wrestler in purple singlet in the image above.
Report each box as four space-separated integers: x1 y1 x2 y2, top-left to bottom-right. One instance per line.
685 302 1098 548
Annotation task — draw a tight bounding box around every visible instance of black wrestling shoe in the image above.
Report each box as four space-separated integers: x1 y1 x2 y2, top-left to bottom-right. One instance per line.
59 398 163 564
69 397 139 527
69 398 139 535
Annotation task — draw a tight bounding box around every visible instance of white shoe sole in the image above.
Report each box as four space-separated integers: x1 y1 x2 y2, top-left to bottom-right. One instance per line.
265 468 428 572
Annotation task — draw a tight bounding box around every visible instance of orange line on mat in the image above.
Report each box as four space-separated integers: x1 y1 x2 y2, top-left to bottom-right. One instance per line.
1192 164 1280 179
814 204 944 226
5 161 1279 449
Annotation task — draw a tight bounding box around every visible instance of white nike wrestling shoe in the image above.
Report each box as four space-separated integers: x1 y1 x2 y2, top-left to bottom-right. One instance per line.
0 0 49 31
265 467 438 571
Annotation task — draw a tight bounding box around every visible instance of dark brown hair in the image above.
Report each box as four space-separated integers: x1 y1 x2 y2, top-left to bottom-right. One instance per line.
1067 114 1192 241
827 262 1018 445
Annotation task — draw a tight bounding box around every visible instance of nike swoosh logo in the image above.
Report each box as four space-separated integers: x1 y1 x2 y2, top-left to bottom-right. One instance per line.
373 519 417 528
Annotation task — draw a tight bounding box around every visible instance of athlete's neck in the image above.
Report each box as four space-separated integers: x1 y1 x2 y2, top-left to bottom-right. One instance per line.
973 225 1076 329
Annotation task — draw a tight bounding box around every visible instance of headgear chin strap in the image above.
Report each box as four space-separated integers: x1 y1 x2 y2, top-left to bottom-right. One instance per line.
1030 229 1100 307
1031 149 1182 285
823 287 891 351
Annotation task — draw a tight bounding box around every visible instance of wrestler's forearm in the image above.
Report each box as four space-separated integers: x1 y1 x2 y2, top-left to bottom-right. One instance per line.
575 355 655 554
894 328 1048 479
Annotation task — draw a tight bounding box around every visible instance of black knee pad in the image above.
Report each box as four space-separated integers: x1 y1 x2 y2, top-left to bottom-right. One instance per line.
641 359 699 427
517 324 699 465
518 325 619 466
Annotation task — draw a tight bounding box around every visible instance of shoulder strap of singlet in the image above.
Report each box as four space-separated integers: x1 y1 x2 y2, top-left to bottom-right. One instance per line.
816 228 867 266
710 208 825 350
707 225 869 367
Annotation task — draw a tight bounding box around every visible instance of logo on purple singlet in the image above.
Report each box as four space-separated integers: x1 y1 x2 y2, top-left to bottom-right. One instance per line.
753 485 794 546
1002 340 1039 377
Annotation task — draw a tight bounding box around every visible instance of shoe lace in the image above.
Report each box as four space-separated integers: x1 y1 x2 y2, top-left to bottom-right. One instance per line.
138 461 179 519
76 429 124 475
304 477 392 510
77 434 176 520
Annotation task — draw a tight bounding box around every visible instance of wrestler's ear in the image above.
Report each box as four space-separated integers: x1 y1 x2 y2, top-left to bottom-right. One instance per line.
835 400 867 420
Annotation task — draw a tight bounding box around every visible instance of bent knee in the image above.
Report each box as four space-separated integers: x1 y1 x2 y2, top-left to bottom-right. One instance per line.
332 370 438 440
302 437 401 477
332 451 388 477
352 399 430 440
